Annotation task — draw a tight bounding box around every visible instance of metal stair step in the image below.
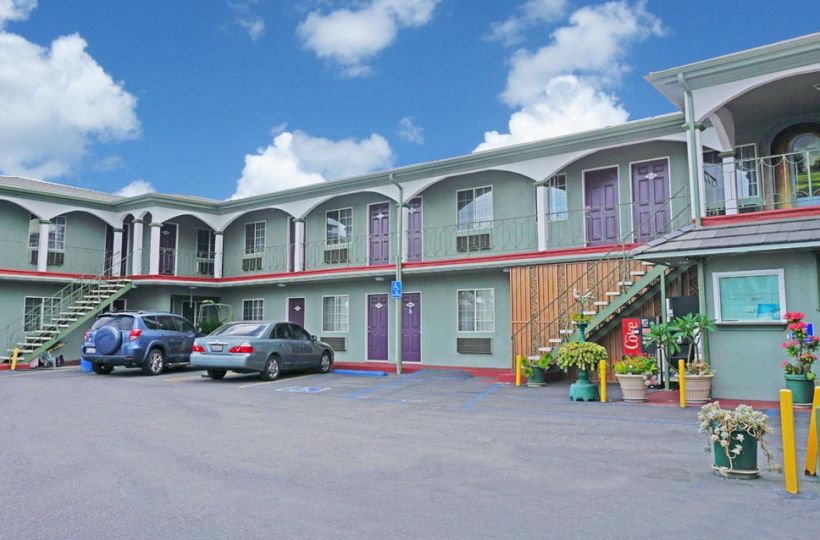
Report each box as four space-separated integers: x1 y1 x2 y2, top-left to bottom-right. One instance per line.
559 329 574 335
582 310 596 316
548 338 563 344
537 346 552 353
526 355 541 361
593 301 609 306
641 261 655 266
605 291 621 297
617 281 634 287
629 271 646 277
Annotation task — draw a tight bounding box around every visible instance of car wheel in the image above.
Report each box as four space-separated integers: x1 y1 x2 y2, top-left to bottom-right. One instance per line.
318 351 332 374
207 369 227 380
92 363 113 375
260 356 280 381
142 349 165 376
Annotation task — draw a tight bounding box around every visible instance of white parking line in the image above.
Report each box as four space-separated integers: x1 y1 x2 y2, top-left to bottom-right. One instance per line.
163 374 208 383
0 367 82 379
238 374 316 389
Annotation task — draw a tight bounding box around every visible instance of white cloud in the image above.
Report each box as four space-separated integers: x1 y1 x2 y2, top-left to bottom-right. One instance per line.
232 129 394 199
229 1 265 41
397 116 424 144
0 0 36 28
297 0 439 77
114 179 154 198
92 155 125 172
0 25 140 178
487 0 566 47
476 0 663 152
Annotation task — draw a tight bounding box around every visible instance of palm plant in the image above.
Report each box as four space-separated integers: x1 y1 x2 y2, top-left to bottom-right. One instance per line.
672 313 716 364
644 321 680 370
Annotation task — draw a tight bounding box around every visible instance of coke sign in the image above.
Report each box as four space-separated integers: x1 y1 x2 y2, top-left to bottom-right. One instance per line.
622 318 643 356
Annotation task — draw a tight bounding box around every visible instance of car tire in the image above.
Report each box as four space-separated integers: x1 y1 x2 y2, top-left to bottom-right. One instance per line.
260 355 280 381
92 363 113 375
142 349 165 376
207 369 227 380
318 351 332 374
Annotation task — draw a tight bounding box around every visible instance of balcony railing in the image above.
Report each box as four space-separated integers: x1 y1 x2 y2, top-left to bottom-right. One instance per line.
705 148 820 215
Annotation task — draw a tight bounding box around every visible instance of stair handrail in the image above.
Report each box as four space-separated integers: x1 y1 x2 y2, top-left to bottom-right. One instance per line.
0 253 132 359
511 186 691 355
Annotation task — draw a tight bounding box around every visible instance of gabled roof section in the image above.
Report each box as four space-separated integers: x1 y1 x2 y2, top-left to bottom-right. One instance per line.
0 175 122 204
645 32 820 108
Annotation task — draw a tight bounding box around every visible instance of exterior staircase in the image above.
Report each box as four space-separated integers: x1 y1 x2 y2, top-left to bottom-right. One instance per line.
0 270 133 365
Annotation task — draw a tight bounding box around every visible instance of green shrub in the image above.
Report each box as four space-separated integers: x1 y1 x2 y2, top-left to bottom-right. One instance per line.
556 341 607 372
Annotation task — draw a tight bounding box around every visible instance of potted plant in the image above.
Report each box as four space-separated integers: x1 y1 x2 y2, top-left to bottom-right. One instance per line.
522 352 553 387
672 313 716 404
644 320 680 376
613 355 658 402
781 311 819 405
557 341 608 401
697 402 776 479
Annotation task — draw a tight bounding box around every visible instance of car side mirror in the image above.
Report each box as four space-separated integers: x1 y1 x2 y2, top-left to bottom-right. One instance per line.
311 335 318 342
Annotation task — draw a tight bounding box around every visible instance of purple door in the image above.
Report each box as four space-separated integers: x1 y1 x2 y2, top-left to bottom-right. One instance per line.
632 159 670 242
369 203 390 265
407 197 422 261
585 168 620 246
367 294 388 361
402 292 421 363
287 297 305 327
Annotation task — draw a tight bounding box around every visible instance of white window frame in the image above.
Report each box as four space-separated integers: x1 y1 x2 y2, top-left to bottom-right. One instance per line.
242 298 265 321
244 221 265 256
23 296 60 332
712 268 786 324
322 295 350 332
28 215 67 252
325 208 353 247
457 288 495 333
456 186 493 233
546 174 568 222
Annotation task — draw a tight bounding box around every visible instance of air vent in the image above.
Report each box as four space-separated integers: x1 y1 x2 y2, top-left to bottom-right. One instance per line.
242 257 262 272
321 336 346 351
324 248 349 264
456 233 491 253
457 337 492 355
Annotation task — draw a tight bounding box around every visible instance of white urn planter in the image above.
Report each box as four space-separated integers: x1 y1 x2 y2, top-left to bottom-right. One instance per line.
685 374 714 404
615 374 648 403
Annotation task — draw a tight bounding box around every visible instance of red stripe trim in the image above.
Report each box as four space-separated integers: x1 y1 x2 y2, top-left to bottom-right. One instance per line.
334 361 510 379
702 206 820 227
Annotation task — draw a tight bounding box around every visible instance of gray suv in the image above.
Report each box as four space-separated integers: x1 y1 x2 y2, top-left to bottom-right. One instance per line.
83 311 199 375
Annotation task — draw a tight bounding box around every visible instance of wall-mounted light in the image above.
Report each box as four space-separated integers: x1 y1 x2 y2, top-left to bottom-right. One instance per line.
374 276 385 282
277 283 287 288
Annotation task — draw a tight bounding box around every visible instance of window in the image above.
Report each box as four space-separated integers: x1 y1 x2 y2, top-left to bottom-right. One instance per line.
322 295 349 332
242 299 264 321
91 315 134 331
174 317 195 334
273 323 294 339
546 175 567 221
457 289 495 332
326 209 352 245
23 297 60 332
212 322 268 337
244 222 265 255
28 216 66 266
457 187 493 231
289 324 311 341
197 229 216 275
713 269 786 323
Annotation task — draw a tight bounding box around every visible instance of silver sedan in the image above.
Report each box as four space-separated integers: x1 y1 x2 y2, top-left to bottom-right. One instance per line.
191 321 334 380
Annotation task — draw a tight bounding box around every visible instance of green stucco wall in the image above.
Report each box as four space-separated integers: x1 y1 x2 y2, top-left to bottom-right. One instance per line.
222 208 290 276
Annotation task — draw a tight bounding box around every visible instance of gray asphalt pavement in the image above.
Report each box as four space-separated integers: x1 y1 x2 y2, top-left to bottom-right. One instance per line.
1 366 818 539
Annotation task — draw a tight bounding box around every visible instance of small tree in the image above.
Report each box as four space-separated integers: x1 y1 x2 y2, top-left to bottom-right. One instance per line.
672 313 715 364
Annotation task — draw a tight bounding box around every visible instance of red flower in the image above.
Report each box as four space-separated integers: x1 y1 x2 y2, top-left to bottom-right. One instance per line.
784 311 806 322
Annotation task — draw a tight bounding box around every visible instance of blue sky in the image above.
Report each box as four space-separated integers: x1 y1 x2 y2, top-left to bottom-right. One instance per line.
0 0 817 200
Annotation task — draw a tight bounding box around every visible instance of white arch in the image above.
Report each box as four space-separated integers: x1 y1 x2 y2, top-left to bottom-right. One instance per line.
0 195 47 220
213 205 295 232
0 195 121 227
693 63 820 122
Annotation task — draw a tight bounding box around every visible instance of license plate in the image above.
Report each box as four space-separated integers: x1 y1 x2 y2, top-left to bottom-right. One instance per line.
210 344 224 352
86 347 96 354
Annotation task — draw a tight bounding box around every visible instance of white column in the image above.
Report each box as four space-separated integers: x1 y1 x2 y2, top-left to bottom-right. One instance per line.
111 227 124 276
720 151 738 215
694 126 707 220
131 220 144 275
149 222 162 275
401 204 410 262
36 220 50 272
294 219 305 272
214 231 224 279
535 184 548 251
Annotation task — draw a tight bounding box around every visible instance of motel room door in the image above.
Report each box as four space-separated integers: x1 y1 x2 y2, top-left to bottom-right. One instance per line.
367 294 388 361
402 292 421 363
288 297 305 327
585 167 620 246
369 203 390 265
632 159 670 242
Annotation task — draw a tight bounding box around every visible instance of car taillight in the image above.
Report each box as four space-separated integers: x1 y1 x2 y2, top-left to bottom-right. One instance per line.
83 330 91 340
191 344 205 353
129 329 143 341
229 343 254 354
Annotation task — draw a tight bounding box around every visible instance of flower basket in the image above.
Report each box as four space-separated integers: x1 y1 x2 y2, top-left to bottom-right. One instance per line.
784 374 815 405
615 374 648 402
781 312 818 402
526 366 546 387
698 402 775 480
711 430 759 478
686 373 714 404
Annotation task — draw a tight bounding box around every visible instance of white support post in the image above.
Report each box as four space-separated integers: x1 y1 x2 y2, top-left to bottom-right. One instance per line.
36 220 50 272
111 228 124 276
694 127 707 220
131 220 144 276
214 231 224 279
401 204 410 262
535 184 548 251
149 222 162 275
294 219 305 272
720 151 738 215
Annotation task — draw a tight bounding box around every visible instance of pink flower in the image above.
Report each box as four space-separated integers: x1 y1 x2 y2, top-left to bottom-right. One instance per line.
782 360 791 368
784 311 806 322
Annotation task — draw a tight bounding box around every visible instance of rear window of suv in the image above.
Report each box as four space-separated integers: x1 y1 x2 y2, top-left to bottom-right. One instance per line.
211 323 268 337
92 315 134 331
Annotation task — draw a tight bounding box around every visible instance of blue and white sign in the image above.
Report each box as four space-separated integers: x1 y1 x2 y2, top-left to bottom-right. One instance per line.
391 280 402 298
276 386 330 394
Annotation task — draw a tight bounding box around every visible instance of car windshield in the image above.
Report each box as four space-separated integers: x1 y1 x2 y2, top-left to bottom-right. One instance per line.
211 323 268 337
92 315 134 331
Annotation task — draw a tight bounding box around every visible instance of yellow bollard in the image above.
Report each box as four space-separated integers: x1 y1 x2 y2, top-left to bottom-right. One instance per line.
10 347 19 371
599 360 607 403
780 389 799 494
678 359 686 408
515 355 522 387
805 386 820 476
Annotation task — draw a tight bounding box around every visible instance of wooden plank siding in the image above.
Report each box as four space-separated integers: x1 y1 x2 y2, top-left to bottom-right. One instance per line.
510 259 697 381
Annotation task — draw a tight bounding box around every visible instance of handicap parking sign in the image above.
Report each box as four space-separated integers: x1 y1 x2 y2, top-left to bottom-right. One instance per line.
391 280 402 298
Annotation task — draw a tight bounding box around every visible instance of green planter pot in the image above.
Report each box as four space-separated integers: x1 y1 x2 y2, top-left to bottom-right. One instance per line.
526 366 546 387
784 374 815 405
712 431 759 479
569 368 599 402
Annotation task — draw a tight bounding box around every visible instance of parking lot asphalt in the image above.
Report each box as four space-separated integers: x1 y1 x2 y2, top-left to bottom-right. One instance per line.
1 366 818 540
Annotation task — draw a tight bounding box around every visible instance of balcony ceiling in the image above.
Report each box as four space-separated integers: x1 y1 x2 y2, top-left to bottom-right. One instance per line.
727 71 820 137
